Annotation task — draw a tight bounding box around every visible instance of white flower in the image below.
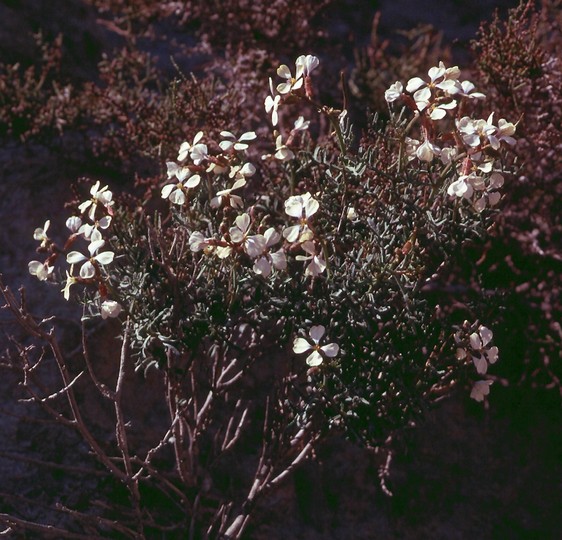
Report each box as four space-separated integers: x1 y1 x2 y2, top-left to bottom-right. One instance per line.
210 178 246 209
384 81 403 103
28 260 53 281
229 213 266 258
455 80 486 100
466 325 499 374
66 216 82 233
178 132 208 165
166 161 192 180
161 174 201 205
428 99 457 120
293 325 339 367
33 220 51 248
283 192 319 243
296 240 326 277
78 216 112 243
78 181 114 221
189 231 211 252
457 114 496 148
66 239 115 279
265 78 281 126
276 59 305 95
470 380 493 402
440 147 458 165
229 162 256 181
291 116 310 133
346 206 357 220
295 54 319 77
274 134 295 161
219 131 257 152
415 139 440 162
488 118 517 149
62 265 77 301
448 175 474 199
252 228 286 277
100 300 123 319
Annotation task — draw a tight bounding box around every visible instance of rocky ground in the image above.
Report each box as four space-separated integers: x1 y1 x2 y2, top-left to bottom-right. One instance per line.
0 1 560 538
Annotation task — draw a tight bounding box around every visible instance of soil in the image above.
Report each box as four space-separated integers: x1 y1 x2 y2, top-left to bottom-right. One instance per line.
1 1 560 539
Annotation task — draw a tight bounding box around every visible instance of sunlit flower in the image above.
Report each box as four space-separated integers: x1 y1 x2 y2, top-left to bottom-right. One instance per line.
253 228 286 277
161 174 201 205
291 116 310 133
470 380 493 402
296 240 326 277
78 181 114 221
189 231 211 252
79 216 112 243
283 192 319 242
384 81 403 103
295 54 320 77
66 239 114 279
33 220 51 248
100 300 123 319
293 325 339 367
28 260 53 281
229 213 266 258
265 78 281 126
454 80 486 100
177 132 208 165
274 134 295 161
210 178 246 209
62 265 77 301
166 161 192 180
428 99 457 120
66 216 82 233
456 324 499 375
415 139 440 162
448 175 474 199
219 131 257 152
488 118 517 149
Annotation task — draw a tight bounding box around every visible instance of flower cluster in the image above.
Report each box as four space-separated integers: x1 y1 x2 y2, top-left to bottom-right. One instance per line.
28 181 122 319
454 323 499 401
385 61 516 212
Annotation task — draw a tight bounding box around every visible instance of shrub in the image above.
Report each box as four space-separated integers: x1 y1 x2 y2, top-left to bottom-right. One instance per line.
2 49 517 537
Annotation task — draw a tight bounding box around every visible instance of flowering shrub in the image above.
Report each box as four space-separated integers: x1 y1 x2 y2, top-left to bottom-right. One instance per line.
1 44 522 535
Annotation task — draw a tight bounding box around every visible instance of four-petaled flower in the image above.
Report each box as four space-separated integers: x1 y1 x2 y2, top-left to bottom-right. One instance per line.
253 228 286 277
210 178 246 209
78 181 114 221
293 325 339 367
276 61 305 95
161 174 201 205
283 192 319 243
274 134 295 161
296 240 326 277
66 239 115 279
265 78 281 126
28 260 53 281
219 131 257 152
229 214 266 258
178 132 208 164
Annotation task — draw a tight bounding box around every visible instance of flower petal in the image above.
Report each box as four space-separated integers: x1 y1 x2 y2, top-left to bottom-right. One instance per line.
306 350 323 367
309 325 325 344
293 337 312 354
321 343 339 357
